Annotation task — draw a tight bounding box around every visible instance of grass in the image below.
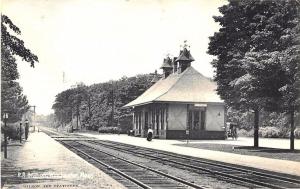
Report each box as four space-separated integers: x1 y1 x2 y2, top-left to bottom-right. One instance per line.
175 143 300 162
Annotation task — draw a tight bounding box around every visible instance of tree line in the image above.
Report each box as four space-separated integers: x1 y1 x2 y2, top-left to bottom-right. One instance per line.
208 0 299 149
1 15 38 123
50 0 298 151
51 75 153 132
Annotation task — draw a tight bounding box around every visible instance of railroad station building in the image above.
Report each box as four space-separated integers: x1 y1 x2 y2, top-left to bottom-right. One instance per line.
124 47 226 139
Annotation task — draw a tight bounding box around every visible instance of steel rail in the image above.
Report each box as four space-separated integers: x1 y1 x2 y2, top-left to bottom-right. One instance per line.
60 140 152 189
68 141 206 189
89 140 298 189
41 129 299 189
97 140 300 184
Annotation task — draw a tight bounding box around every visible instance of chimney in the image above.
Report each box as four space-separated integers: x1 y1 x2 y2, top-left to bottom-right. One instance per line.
172 57 178 73
175 47 194 73
151 70 160 84
160 57 173 79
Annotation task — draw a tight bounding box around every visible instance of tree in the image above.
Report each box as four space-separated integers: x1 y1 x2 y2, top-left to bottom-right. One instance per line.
1 15 38 68
232 51 287 146
208 0 299 147
1 15 38 122
278 15 300 149
52 89 75 127
51 73 153 132
1 81 30 122
71 83 87 130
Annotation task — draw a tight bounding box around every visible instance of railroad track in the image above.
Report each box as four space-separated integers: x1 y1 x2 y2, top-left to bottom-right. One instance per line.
60 140 206 189
41 129 300 188
41 128 92 139
85 140 300 189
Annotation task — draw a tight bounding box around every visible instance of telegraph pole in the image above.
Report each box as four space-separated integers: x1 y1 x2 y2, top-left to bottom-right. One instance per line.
33 106 36 132
29 106 36 132
19 122 22 143
3 112 8 158
111 81 115 127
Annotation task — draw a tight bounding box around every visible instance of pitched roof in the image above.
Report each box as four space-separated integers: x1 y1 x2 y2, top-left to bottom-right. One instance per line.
175 48 195 62
160 57 172 69
124 66 223 107
150 73 161 83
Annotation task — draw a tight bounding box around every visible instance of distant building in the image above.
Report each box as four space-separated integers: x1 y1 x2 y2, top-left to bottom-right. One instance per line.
124 46 225 139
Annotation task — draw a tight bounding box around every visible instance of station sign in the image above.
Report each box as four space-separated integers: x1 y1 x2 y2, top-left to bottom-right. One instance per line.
194 104 207 107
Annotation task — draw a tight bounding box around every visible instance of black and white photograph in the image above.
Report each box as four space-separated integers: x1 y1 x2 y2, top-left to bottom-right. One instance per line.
1 0 300 188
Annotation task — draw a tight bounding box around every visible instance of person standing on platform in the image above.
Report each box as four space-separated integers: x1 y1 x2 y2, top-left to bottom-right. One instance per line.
147 126 153 141
25 119 29 140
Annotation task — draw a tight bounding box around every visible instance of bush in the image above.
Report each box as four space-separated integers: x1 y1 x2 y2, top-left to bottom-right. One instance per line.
259 127 280 138
1 122 24 140
98 126 120 134
278 127 290 138
65 125 73 133
237 129 253 137
236 127 300 139
275 127 300 139
293 127 300 139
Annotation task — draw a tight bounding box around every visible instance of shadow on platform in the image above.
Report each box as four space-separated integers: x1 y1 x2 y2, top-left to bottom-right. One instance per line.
234 146 300 153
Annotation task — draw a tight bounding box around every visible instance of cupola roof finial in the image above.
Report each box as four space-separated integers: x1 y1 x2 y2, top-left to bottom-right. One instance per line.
160 55 172 69
176 40 194 62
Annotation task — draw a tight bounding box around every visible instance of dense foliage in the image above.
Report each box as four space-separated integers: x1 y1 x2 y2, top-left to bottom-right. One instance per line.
208 0 299 148
228 108 300 138
52 74 153 132
1 15 38 123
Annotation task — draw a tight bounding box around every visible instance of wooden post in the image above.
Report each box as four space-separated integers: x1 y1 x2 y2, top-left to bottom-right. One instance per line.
254 109 259 148
19 122 22 143
4 118 7 158
290 110 295 150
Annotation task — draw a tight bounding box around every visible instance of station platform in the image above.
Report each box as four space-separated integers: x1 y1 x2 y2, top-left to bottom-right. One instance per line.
1 132 125 189
78 133 300 177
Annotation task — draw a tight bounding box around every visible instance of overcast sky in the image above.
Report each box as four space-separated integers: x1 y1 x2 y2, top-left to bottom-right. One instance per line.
2 0 227 115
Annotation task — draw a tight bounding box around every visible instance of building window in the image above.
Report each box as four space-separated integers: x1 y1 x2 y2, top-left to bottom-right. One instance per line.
161 108 164 130
200 110 206 130
145 112 148 130
193 110 200 130
135 113 138 130
138 112 141 133
188 110 193 130
152 110 155 129
187 106 206 131
156 109 159 135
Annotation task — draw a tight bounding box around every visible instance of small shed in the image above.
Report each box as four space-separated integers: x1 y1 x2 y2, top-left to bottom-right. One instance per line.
124 47 225 139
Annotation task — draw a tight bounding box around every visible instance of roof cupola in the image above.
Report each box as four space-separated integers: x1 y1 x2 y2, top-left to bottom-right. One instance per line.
160 56 173 78
176 41 194 73
151 70 160 84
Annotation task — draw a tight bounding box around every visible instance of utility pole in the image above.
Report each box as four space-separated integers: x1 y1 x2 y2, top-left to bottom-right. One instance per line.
290 109 295 150
111 81 115 127
70 106 73 132
254 109 259 148
77 85 80 130
19 122 22 143
75 83 83 131
76 104 79 130
3 112 8 158
26 105 36 132
30 106 36 132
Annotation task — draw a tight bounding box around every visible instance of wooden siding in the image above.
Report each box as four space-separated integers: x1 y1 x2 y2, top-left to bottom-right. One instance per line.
166 130 225 139
132 102 225 139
